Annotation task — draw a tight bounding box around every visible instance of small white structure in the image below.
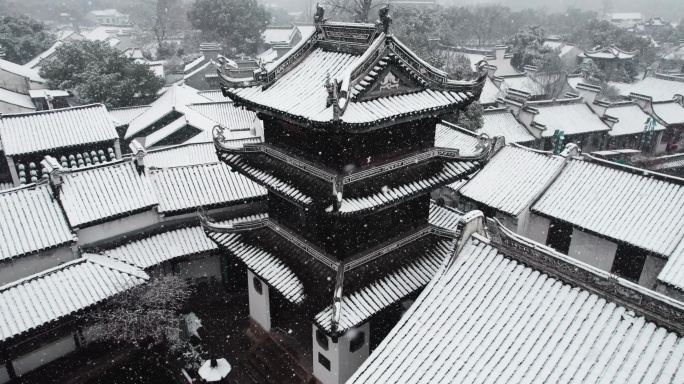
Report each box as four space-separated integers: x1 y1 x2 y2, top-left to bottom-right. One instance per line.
198 358 231 382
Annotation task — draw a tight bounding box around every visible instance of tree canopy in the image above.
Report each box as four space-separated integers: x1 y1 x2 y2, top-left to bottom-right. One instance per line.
187 0 270 55
39 40 165 108
0 13 55 64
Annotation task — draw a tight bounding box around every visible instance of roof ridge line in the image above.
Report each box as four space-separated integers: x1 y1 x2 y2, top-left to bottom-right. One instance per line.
582 154 684 186
60 157 130 174
109 105 152 111
149 160 221 171
0 103 106 118
0 258 89 292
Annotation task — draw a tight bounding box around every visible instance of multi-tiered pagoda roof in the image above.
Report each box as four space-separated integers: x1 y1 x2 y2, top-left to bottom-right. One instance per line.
203 15 500 337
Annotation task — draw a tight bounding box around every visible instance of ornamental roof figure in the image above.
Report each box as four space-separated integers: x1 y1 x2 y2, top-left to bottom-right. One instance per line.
215 10 487 131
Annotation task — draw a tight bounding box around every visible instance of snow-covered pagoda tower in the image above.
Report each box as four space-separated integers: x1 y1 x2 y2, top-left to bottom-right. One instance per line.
203 7 495 384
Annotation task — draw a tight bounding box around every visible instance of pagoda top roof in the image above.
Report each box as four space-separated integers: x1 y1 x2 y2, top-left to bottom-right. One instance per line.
216 20 487 131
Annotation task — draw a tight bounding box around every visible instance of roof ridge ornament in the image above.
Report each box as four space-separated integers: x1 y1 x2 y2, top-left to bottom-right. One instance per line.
314 3 327 25
376 4 392 35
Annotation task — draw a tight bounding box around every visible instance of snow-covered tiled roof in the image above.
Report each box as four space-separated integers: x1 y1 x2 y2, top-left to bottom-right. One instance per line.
0 87 36 110
108 105 150 127
461 145 565 216
204 230 305 304
0 255 147 343
349 235 684 384
315 238 452 333
606 102 665 137
184 56 205 73
262 26 296 45
435 122 481 154
529 99 610 137
188 101 257 131
23 41 63 69
439 46 520 77
0 184 74 261
0 57 45 83
149 162 266 214
479 76 501 105
479 108 535 144
652 101 684 125
125 84 210 139
428 201 462 231
500 74 546 96
0 104 119 156
144 142 219 168
104 226 217 269
532 157 684 257
59 160 158 227
659 239 684 291
197 90 225 102
610 74 684 102
579 46 637 60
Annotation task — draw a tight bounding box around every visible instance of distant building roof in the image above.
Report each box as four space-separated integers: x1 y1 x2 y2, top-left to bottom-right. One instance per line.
104 226 217 269
262 26 297 45
349 227 684 384
187 101 256 131
149 162 265 214
0 87 36 110
144 142 219 168
0 104 119 156
108 105 151 127
652 101 684 125
89 9 126 17
499 74 546 96
197 90 225 102
0 184 74 262
606 102 665 137
607 12 644 21
532 157 684 258
59 160 158 227
23 41 63 70
528 99 610 137
579 46 637 60
609 74 684 102
460 145 565 216
0 57 45 83
479 108 535 144
0 255 147 343
439 46 521 77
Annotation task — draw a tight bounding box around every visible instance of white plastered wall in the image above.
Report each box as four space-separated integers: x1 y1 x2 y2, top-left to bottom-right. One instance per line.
248 270 271 331
76 209 159 245
12 335 76 376
567 229 618 271
0 246 76 286
313 322 370 384
178 255 221 281
0 364 9 384
524 213 551 244
639 255 667 289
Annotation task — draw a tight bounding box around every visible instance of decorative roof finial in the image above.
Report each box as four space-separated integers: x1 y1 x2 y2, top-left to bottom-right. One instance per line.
376 4 392 35
314 3 326 24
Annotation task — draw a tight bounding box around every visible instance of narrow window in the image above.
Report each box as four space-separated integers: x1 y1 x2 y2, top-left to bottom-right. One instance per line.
316 329 329 351
350 331 365 353
253 276 263 295
318 353 331 371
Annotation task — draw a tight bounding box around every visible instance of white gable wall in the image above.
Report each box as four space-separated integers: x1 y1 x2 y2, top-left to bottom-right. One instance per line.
12 335 77 376
567 228 618 271
76 209 159 245
0 246 76 286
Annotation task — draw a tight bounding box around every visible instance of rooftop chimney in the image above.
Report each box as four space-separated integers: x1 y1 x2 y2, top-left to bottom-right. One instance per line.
576 83 606 116
41 156 64 196
200 42 222 63
129 140 147 173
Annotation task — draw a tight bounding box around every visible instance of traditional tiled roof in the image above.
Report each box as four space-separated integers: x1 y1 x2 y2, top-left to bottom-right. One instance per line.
262 26 297 45
499 74 546 96
59 160 158 227
0 184 74 261
314 238 452 333
579 46 637 60
428 201 462 231
204 229 305 304
0 57 45 83
0 255 147 343
144 142 219 168
220 25 486 129
652 101 684 125
461 145 565 216
104 226 217 269
0 87 36 111
187 101 257 131
0 104 119 156
108 105 151 127
434 122 482 154
479 108 535 144
438 45 521 76
149 162 266 214
197 90 225 101
184 56 206 73
479 76 501 105
529 98 610 137
606 102 665 137
532 157 684 257
610 74 684 102
349 232 684 383
23 41 63 70
659 239 684 291
125 84 211 139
